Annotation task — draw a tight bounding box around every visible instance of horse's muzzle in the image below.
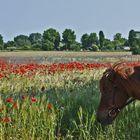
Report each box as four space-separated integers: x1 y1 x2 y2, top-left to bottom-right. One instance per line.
96 113 113 125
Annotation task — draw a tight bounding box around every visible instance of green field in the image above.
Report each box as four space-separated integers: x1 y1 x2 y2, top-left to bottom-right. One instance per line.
0 52 140 139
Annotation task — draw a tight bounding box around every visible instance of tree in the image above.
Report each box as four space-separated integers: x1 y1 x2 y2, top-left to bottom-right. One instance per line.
81 33 90 50
103 39 114 51
29 33 42 49
113 33 126 50
14 35 31 49
42 40 54 51
0 34 4 50
43 28 60 50
99 31 105 50
90 44 99 51
128 30 140 54
4 41 15 49
88 33 98 49
128 29 136 47
62 29 76 50
70 42 81 51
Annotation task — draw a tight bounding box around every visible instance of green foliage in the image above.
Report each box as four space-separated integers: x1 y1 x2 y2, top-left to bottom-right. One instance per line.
90 44 99 51
62 29 76 50
70 42 81 51
102 39 114 51
88 33 98 47
131 45 140 54
14 35 31 49
81 33 99 51
113 33 126 50
42 39 54 51
4 41 15 49
99 31 105 50
29 33 42 49
81 33 90 50
43 28 60 50
0 34 4 50
128 29 136 47
1 28 140 52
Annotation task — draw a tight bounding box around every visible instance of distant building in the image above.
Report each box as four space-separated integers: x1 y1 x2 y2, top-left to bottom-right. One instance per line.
123 46 130 51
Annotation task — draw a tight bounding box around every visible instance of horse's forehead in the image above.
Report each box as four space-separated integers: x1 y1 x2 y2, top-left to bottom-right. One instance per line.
100 69 114 90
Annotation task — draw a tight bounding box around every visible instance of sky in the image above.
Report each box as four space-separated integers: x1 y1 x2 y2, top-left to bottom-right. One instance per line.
0 0 140 42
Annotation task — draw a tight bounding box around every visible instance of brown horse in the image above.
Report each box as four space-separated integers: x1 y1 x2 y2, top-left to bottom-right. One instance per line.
96 62 140 125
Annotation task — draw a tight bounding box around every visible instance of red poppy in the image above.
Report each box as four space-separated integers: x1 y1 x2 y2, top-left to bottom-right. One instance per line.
13 102 17 108
22 95 26 100
0 107 4 111
47 103 53 109
31 97 37 102
2 117 11 123
7 97 13 103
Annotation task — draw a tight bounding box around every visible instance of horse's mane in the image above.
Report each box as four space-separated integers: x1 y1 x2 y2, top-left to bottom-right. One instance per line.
104 61 134 79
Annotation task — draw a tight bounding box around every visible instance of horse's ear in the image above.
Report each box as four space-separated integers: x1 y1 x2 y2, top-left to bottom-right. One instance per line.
104 69 116 82
114 63 134 79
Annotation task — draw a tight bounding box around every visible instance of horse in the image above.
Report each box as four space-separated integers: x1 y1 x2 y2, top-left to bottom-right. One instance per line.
96 62 140 125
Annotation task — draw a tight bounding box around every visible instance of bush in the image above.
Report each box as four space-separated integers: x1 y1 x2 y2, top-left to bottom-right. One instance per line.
131 45 140 54
90 44 99 51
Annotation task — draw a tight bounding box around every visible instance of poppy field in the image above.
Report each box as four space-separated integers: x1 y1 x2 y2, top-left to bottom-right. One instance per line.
0 60 140 140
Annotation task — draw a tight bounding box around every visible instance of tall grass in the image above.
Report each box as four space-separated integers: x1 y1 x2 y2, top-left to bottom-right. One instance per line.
0 68 140 139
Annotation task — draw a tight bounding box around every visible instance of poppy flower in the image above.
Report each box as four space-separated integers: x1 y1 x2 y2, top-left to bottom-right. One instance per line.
7 97 13 103
0 107 4 111
31 97 37 102
47 103 53 109
2 117 11 123
21 95 26 100
13 102 17 108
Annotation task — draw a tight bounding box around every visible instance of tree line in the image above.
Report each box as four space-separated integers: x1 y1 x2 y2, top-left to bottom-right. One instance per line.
0 28 140 54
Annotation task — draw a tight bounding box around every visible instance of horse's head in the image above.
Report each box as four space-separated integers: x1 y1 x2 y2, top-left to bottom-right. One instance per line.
96 62 134 125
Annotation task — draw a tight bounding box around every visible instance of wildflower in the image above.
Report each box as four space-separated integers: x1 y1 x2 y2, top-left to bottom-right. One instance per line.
13 102 17 108
47 103 53 109
0 107 4 111
21 95 26 100
2 117 11 123
12 125 16 128
31 97 37 102
7 97 13 103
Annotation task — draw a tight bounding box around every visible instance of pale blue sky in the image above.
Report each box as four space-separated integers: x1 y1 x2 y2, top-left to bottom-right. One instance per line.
0 0 140 42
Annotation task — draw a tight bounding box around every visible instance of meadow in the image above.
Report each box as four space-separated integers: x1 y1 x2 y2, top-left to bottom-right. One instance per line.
0 52 140 140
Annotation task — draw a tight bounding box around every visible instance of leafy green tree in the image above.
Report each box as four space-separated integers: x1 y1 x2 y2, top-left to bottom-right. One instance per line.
90 44 99 51
0 34 4 50
42 40 54 51
128 30 140 54
29 33 42 49
62 29 76 50
81 33 90 50
70 42 81 51
43 28 60 50
131 44 140 54
99 31 105 50
103 39 114 51
4 41 15 49
88 33 98 47
113 33 126 50
128 29 136 47
14 35 31 49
